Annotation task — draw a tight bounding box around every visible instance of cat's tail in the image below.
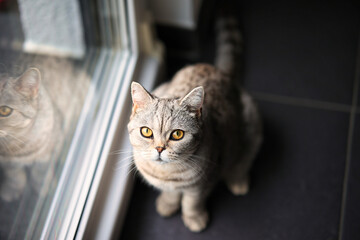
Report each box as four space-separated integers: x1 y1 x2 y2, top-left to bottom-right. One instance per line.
214 16 243 78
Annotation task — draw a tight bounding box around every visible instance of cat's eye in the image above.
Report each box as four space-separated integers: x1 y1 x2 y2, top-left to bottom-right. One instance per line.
0 106 13 117
140 127 153 138
170 130 184 140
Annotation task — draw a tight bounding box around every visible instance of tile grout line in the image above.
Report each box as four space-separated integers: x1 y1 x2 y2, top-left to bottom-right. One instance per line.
338 30 360 240
251 91 354 113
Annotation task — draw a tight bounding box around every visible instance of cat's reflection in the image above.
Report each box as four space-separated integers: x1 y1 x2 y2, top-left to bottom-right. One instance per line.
0 59 89 202
0 68 60 201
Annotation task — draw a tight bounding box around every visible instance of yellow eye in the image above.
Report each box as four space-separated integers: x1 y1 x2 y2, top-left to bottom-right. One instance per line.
0 106 13 117
170 130 184 140
140 127 153 138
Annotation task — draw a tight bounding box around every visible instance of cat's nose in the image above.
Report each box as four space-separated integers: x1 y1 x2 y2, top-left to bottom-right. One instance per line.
155 146 165 153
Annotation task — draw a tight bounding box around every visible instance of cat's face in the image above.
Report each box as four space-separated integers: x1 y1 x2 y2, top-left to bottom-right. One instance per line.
0 68 40 153
128 82 204 164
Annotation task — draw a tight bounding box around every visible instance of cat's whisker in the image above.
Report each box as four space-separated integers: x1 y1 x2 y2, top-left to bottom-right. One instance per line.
138 151 155 159
5 134 26 151
183 158 205 176
131 165 140 178
0 138 20 153
115 156 135 169
122 164 139 179
115 153 135 163
0 139 12 153
186 153 217 166
6 133 26 145
114 153 134 162
172 157 201 176
11 142 23 151
115 160 135 172
109 149 133 156
175 161 193 177
116 154 135 161
179 160 205 181
115 158 134 169
115 163 136 174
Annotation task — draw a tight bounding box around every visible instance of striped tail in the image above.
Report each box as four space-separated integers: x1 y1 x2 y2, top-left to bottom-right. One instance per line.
214 16 243 78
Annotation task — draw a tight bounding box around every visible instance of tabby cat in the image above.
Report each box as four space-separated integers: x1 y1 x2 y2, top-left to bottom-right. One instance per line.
127 17 262 232
0 53 88 202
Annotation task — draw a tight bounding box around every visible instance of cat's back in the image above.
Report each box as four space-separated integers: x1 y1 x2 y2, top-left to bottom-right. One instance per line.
153 63 240 123
155 63 235 99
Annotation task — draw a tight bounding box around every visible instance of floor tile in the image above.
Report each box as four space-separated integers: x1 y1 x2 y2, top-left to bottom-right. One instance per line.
120 101 349 240
240 0 359 105
341 114 360 240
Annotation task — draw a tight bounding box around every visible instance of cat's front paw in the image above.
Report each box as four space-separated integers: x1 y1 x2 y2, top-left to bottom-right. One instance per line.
0 170 27 202
226 175 249 196
228 181 249 196
182 211 209 232
156 193 181 217
0 185 23 202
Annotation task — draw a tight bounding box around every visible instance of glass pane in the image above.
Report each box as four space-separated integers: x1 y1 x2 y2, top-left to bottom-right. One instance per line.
0 0 129 238
0 51 93 239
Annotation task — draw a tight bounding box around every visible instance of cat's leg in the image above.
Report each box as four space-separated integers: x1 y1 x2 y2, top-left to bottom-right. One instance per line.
224 93 263 196
225 168 250 196
30 161 51 195
0 166 27 202
156 191 181 217
224 133 262 196
181 191 209 232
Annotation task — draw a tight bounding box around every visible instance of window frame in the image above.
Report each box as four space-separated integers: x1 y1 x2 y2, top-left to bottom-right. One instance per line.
36 0 163 239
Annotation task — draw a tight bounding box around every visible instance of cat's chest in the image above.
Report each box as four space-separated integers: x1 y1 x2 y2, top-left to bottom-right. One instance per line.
134 158 202 191
0 143 51 166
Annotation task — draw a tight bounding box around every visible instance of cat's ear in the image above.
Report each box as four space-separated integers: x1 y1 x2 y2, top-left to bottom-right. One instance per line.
15 68 41 99
180 86 204 116
131 82 153 112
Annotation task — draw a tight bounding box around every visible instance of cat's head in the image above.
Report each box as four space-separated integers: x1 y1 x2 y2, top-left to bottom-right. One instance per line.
0 68 41 150
128 82 204 164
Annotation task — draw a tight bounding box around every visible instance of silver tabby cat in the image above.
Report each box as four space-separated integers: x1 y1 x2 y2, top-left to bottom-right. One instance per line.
127 17 262 232
0 54 88 202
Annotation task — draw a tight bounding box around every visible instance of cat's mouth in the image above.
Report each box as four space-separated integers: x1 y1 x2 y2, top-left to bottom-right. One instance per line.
155 156 169 164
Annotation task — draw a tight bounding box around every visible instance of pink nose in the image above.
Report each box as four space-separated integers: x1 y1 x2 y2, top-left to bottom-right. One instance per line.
155 146 165 153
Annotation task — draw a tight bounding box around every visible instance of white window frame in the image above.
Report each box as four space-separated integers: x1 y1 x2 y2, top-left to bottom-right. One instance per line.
37 0 163 239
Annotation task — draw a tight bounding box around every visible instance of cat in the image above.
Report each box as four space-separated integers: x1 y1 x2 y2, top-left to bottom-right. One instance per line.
0 52 88 202
127 16 262 232
0 67 57 202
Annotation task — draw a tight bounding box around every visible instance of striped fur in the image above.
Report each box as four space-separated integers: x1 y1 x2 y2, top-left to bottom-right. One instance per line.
128 17 262 233
215 16 243 78
0 54 89 202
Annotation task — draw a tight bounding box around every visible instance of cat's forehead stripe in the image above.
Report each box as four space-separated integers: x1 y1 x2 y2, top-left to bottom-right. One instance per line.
154 99 175 132
0 79 7 91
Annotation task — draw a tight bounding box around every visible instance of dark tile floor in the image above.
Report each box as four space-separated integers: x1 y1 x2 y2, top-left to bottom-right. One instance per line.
341 114 360 240
241 0 360 105
120 1 360 239
120 103 353 240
